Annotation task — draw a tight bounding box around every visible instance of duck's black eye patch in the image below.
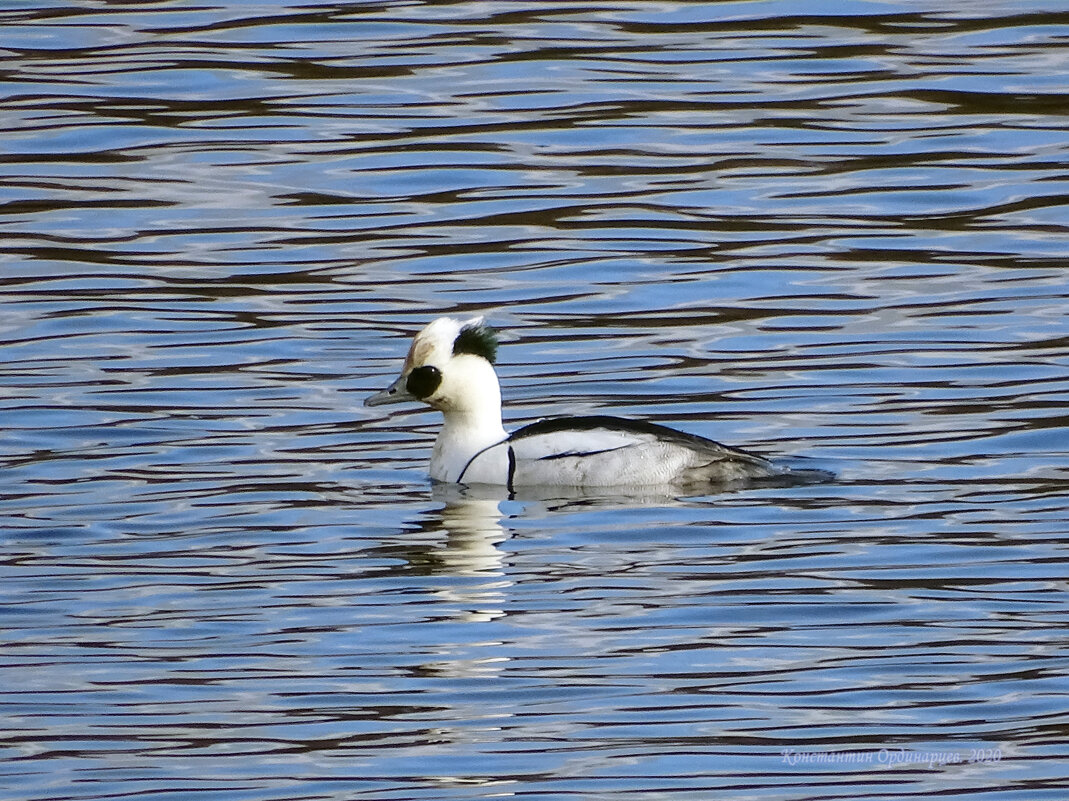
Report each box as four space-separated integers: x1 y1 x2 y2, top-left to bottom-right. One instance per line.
406 365 442 399
453 322 498 364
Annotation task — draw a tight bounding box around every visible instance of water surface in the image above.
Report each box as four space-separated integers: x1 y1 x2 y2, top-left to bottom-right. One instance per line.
2 2 1068 800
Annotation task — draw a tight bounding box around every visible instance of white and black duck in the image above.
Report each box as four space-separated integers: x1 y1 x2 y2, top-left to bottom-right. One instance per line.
366 316 820 489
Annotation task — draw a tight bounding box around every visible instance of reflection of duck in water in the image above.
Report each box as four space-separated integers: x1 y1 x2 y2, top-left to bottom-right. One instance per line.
425 487 513 629
367 317 826 489
429 484 508 578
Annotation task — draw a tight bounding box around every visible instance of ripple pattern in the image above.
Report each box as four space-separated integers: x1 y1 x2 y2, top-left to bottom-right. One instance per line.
2 3 1068 801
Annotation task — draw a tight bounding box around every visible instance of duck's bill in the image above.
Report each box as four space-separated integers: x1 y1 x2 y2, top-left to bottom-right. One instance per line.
364 375 414 407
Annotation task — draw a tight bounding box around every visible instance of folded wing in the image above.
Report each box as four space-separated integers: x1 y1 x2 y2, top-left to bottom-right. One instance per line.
507 415 782 487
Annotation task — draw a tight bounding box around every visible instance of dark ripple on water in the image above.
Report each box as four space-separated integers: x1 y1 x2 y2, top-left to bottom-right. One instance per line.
2 2 1068 800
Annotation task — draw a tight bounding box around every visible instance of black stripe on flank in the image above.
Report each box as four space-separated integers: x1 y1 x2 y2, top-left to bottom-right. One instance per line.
509 415 719 449
508 415 770 465
535 444 629 460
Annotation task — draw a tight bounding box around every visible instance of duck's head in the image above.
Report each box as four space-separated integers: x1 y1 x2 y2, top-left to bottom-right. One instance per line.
364 316 501 414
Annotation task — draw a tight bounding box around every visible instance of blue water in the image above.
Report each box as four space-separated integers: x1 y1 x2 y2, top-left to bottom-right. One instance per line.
2 2 1068 799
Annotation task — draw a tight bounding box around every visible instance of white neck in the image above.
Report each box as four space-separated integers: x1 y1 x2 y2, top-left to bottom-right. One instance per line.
428 356 508 482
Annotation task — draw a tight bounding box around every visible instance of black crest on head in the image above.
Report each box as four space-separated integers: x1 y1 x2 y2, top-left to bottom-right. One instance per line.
453 321 498 364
